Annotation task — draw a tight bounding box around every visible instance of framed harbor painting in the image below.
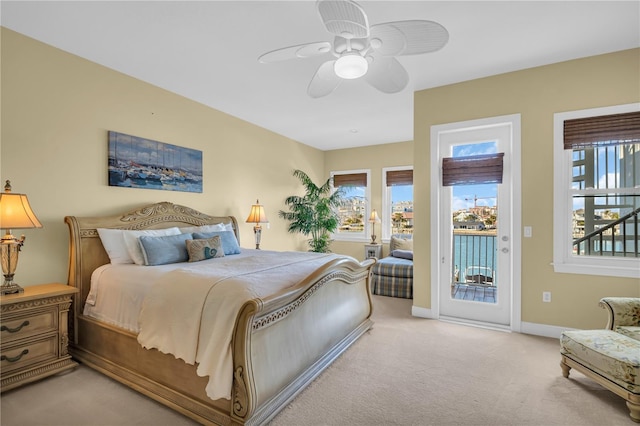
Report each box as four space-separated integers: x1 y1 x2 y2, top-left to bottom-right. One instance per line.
108 131 203 193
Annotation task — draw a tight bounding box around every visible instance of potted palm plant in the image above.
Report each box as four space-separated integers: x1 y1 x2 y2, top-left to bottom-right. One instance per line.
279 169 344 253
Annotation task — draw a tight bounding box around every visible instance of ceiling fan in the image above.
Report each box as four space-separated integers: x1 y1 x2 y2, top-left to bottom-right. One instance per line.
258 0 449 98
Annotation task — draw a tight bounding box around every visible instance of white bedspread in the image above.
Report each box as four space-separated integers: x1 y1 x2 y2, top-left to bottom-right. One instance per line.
129 250 341 401
84 262 180 332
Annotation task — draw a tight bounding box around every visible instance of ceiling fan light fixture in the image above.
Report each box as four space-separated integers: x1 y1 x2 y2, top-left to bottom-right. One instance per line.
334 53 368 79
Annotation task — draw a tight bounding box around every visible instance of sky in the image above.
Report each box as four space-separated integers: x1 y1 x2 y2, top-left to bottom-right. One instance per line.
392 184 497 211
392 185 413 203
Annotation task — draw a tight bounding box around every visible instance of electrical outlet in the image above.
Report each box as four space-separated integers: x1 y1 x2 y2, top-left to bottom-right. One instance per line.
524 226 532 238
543 291 551 303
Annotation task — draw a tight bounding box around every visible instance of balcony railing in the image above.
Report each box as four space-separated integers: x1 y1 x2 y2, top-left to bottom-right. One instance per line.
451 232 497 285
573 207 640 257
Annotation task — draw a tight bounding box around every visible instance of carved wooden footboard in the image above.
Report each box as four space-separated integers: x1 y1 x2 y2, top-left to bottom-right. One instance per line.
231 257 374 424
65 202 374 425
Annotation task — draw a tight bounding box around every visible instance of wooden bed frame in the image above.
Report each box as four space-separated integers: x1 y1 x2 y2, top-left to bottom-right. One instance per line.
65 202 375 425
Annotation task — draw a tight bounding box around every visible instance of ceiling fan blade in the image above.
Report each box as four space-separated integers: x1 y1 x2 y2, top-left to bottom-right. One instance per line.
364 56 409 94
258 42 332 63
317 0 369 39
308 60 341 98
370 20 449 56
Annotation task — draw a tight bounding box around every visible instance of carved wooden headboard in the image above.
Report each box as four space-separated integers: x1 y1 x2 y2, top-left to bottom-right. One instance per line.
64 202 240 327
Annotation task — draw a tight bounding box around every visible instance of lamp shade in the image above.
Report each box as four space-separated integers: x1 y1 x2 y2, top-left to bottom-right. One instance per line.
0 183 42 230
245 200 268 224
368 210 381 224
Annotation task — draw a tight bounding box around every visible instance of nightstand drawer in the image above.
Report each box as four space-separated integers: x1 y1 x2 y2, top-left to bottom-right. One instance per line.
1 283 78 392
1 308 57 343
1 335 58 375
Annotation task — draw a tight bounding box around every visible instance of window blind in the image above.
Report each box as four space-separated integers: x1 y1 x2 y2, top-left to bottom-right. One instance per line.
442 153 504 186
333 172 367 187
386 169 413 186
564 111 640 150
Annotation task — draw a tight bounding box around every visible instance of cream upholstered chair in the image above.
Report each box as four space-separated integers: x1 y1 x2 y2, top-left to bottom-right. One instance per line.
599 297 640 341
560 297 640 422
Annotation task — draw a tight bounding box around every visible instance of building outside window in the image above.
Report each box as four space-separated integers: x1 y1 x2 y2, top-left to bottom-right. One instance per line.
331 169 370 241
553 104 639 278
382 166 413 240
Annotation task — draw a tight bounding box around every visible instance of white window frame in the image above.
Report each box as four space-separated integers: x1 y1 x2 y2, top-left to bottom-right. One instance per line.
553 103 640 279
382 165 413 242
331 169 371 242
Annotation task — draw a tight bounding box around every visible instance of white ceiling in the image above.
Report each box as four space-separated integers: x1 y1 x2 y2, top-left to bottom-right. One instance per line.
2 1 639 151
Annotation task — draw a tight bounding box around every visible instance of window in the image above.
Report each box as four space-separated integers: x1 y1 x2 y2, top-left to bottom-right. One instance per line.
331 169 370 241
382 166 413 240
553 104 640 278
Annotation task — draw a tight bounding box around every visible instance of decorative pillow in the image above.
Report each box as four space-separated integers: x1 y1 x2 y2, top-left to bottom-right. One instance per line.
138 232 193 266
186 236 225 262
122 227 182 265
390 236 413 252
97 228 134 264
192 231 241 255
391 249 413 260
179 223 226 234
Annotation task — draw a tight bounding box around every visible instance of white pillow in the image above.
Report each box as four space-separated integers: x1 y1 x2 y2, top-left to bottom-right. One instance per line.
178 223 226 234
122 227 181 265
97 228 133 264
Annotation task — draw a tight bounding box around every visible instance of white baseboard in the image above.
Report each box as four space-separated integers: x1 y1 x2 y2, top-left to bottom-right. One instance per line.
411 305 575 339
520 321 576 339
411 305 432 319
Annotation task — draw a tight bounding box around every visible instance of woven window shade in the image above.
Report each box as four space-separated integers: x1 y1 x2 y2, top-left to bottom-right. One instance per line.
442 153 504 186
386 169 413 186
564 111 640 150
333 172 367 187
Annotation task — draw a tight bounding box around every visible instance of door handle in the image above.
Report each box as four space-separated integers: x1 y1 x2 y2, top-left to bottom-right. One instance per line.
501 247 509 253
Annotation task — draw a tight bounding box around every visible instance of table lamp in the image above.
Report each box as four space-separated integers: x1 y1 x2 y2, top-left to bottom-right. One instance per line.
0 180 43 295
369 209 381 244
245 199 268 249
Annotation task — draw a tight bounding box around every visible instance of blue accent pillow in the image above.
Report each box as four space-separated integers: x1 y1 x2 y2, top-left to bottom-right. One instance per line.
138 232 193 266
391 249 413 260
192 231 241 255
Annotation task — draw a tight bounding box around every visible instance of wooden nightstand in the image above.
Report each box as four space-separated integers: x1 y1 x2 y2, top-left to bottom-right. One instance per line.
1 283 79 392
364 244 382 260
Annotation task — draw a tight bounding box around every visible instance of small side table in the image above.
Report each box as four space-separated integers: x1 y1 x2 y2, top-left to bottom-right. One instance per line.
364 244 382 260
1 283 79 392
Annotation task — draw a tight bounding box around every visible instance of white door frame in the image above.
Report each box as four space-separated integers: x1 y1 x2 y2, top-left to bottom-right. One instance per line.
430 114 522 332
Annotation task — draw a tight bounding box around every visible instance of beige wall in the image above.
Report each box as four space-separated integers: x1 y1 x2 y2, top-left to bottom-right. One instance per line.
3 28 638 331
1 28 324 287
324 141 413 260
413 48 640 330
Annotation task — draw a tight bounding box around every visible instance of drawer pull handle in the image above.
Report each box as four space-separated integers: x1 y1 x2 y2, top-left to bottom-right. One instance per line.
1 320 30 333
1 349 29 363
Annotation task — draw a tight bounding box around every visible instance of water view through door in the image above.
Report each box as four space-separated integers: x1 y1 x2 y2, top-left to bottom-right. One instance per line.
451 177 499 305
431 117 520 328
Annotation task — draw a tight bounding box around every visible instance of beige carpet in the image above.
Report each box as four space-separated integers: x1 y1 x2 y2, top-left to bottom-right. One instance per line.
0 296 631 426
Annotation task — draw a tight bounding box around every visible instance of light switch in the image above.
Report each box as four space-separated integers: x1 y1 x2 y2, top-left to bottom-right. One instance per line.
524 226 532 238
